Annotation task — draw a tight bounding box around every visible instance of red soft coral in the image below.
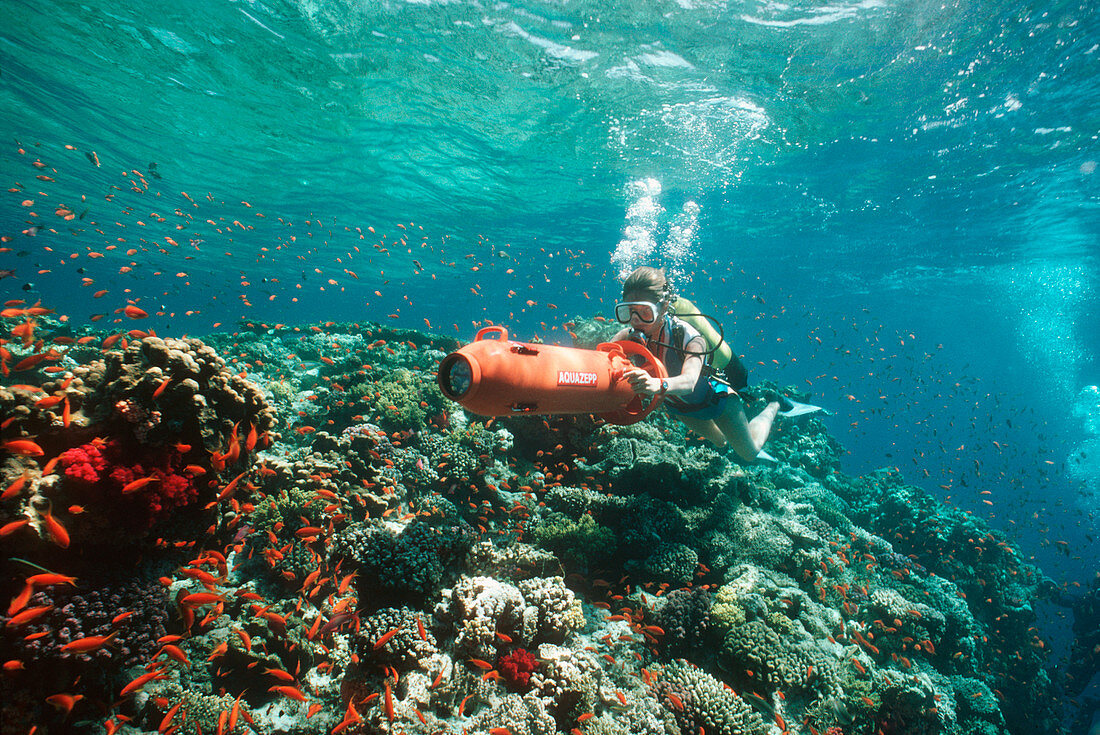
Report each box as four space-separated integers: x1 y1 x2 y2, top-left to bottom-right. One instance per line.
147 472 197 516
499 648 539 690
60 441 197 529
59 443 109 483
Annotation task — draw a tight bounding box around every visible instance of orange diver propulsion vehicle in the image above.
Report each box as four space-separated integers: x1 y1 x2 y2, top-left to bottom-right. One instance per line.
437 326 668 425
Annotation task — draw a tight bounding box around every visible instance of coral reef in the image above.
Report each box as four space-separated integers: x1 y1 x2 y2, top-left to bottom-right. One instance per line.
0 319 1068 735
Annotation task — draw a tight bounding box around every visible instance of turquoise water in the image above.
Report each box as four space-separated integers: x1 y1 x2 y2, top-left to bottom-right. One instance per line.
2 0 1099 730
6 0 1095 525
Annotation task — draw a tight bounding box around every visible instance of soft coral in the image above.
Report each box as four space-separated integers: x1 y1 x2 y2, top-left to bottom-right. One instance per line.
499 648 539 690
60 440 197 528
59 442 109 483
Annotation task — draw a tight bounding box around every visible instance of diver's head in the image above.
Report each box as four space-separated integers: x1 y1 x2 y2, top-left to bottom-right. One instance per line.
618 266 672 336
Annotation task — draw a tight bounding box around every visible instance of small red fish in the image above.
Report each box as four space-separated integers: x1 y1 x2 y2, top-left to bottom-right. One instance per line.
6 605 53 627
269 685 308 702
180 592 224 607
152 377 171 399
1 471 29 500
120 668 168 697
61 632 117 654
121 476 159 495
372 627 400 650
45 693 84 716
43 510 70 548
26 573 77 587
2 439 44 456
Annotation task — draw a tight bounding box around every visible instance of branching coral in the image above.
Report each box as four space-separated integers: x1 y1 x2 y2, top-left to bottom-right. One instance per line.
650 659 768 735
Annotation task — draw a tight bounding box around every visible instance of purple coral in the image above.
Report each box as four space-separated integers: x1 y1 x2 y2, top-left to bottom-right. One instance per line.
2 578 170 671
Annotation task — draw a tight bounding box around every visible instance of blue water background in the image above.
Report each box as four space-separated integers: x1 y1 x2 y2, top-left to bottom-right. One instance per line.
2 0 1098 692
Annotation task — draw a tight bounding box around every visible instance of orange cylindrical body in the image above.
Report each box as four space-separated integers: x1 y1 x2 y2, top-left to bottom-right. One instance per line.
437 326 667 425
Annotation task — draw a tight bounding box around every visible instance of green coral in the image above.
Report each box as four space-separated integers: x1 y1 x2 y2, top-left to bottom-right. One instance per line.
266 378 295 402
531 512 617 568
631 542 698 585
710 584 749 631
248 484 318 535
362 368 444 431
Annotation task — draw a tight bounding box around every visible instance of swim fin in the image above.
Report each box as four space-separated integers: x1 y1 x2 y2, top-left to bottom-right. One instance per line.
777 395 826 418
755 449 778 464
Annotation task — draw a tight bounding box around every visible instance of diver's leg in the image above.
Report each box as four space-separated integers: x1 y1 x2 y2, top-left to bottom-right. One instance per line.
678 415 728 447
746 401 780 449
713 400 779 462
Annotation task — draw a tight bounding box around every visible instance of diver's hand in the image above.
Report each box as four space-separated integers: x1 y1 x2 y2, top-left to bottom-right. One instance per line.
624 366 660 396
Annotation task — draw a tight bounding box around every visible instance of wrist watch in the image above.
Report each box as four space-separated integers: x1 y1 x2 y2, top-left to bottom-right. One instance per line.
657 379 669 395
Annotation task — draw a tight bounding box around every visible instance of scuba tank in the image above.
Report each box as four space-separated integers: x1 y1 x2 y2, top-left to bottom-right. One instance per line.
669 296 749 390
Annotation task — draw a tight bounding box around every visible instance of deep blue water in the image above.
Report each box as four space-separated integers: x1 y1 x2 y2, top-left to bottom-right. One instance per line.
2 0 1099 707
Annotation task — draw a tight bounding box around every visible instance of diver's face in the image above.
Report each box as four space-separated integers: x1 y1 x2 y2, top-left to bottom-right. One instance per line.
623 291 665 336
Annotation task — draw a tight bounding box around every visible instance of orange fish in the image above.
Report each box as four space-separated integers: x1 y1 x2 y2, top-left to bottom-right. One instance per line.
2 439 44 456
6 604 53 627
120 668 168 697
157 644 191 667
26 573 77 587
1 471 29 500
42 510 70 548
123 305 148 319
180 592 224 607
372 627 400 649
61 631 117 653
263 667 295 682
45 693 84 716
121 476 159 495
34 394 64 409
7 584 33 616
331 701 362 735
152 377 171 399
0 519 30 537
210 469 247 505
269 685 308 702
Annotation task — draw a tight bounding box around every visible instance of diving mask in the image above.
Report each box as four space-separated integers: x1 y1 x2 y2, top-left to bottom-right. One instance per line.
614 301 660 324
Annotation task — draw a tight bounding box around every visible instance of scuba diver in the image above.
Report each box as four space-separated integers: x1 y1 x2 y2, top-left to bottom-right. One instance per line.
612 266 819 462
